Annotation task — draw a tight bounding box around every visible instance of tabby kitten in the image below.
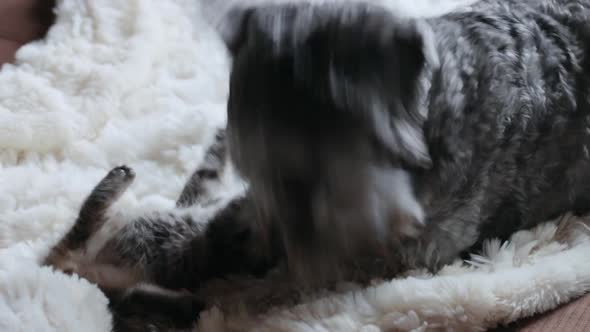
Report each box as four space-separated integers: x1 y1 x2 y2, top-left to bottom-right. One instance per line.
43 130 279 331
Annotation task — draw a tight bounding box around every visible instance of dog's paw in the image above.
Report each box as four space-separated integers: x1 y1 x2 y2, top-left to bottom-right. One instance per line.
177 293 206 319
397 214 425 239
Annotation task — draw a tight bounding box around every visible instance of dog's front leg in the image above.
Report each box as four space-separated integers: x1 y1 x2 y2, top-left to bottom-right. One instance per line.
397 203 482 272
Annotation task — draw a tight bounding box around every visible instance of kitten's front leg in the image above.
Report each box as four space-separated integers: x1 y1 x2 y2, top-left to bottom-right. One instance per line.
177 129 227 208
63 165 136 250
44 166 135 271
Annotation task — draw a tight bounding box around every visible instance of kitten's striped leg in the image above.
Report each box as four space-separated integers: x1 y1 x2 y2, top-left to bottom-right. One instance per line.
44 166 135 267
176 129 227 208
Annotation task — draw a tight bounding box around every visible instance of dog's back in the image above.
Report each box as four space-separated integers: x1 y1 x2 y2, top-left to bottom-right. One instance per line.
219 0 590 277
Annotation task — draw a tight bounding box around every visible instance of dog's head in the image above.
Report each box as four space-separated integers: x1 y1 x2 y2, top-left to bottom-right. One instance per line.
217 2 438 280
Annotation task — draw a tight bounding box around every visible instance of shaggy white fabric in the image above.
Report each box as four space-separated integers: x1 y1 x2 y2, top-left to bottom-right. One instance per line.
1 0 589 331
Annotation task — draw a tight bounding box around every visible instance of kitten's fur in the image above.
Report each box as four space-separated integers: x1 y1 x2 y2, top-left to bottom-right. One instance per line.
43 130 279 331
217 0 590 281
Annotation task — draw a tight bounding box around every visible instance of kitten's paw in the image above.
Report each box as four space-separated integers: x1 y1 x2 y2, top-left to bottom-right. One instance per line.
101 165 136 190
90 165 136 203
108 165 136 181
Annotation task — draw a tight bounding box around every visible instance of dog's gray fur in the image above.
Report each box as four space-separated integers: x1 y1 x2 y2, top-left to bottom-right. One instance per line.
219 0 590 281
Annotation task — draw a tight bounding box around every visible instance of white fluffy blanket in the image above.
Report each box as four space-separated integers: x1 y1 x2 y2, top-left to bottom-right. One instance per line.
1 0 590 331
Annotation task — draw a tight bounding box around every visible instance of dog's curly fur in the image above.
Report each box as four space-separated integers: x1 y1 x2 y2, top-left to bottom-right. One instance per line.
219 0 590 281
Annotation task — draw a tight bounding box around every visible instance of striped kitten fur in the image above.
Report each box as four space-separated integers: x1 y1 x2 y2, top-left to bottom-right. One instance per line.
43 130 279 331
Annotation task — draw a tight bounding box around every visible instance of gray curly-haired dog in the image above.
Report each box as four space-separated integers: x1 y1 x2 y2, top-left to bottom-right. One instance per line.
218 0 590 282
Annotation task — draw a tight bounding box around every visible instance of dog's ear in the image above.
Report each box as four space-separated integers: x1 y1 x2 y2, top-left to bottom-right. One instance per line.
393 20 438 112
381 20 438 169
214 6 254 57
327 16 438 169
